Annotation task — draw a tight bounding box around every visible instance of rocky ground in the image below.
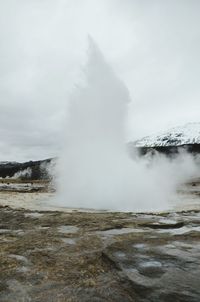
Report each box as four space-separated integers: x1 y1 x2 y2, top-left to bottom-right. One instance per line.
0 180 200 301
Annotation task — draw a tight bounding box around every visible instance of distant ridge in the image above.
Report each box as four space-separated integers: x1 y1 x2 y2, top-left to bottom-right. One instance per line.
135 123 200 147
132 123 200 156
0 158 53 180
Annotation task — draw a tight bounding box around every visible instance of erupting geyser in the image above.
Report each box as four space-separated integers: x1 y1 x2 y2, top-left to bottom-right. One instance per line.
56 38 197 211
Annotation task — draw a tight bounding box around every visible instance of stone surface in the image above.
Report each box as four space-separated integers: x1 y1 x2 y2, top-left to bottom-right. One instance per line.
0 205 200 301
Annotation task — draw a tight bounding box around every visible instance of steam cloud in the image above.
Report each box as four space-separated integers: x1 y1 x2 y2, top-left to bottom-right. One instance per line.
56 38 198 212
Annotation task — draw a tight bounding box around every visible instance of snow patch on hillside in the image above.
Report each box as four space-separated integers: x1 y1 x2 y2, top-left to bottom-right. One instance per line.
135 123 200 147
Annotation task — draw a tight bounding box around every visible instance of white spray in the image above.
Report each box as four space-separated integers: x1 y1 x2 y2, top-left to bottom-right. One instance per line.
56 38 198 212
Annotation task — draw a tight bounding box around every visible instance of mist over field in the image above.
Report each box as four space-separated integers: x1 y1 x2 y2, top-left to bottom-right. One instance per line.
1 2 200 301
55 38 199 211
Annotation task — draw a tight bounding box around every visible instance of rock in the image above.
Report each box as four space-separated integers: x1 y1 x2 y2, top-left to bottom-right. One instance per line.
0 206 200 301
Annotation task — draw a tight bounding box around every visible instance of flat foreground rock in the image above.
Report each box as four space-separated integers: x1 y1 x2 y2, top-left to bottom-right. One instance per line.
0 205 200 301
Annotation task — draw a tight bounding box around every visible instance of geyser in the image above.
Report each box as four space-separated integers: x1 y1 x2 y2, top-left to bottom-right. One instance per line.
57 38 197 211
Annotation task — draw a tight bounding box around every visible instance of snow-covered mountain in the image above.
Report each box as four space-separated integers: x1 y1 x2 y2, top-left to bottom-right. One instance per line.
135 123 200 148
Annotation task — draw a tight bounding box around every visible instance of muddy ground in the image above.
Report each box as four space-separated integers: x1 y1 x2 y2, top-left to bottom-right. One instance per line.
0 180 200 301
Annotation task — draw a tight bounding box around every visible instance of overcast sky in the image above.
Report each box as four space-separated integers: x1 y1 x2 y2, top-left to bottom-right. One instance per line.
0 0 200 162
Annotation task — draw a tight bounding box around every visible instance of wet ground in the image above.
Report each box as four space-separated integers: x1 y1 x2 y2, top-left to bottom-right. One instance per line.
0 180 200 301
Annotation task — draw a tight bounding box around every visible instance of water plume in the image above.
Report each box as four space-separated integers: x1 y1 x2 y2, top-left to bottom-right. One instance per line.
56 38 197 212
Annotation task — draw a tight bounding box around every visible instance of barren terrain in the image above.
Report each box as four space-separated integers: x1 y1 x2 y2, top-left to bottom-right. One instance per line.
0 180 200 301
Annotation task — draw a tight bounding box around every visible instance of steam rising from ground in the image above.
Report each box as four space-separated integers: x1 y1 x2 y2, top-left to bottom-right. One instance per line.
56 39 198 212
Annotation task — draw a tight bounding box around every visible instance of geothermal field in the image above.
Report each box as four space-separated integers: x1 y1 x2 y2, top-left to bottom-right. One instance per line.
0 178 200 301
1 42 200 301
1 1 200 301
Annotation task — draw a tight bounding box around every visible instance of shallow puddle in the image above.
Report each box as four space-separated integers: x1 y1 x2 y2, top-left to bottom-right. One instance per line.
57 225 79 234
